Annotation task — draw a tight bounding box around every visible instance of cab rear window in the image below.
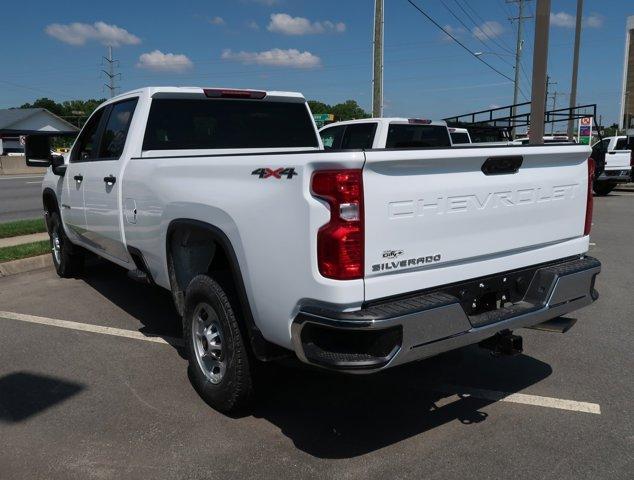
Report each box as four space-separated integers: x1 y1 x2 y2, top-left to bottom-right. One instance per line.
386 124 451 148
143 99 318 150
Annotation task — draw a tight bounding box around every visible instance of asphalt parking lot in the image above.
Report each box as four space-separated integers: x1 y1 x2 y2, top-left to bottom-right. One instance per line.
0 192 632 479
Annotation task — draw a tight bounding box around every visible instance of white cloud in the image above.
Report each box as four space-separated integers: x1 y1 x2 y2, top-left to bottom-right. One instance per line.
267 13 345 35
221 48 322 68
441 24 465 42
247 20 260 30
472 21 504 40
550 12 576 28
137 50 193 73
45 21 141 47
210 16 225 26
585 13 604 28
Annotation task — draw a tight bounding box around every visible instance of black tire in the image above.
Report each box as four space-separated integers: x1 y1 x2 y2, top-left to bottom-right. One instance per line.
48 211 84 278
592 181 615 196
183 274 253 413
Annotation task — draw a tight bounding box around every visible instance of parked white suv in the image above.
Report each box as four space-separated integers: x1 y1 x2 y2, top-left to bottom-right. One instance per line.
26 87 601 412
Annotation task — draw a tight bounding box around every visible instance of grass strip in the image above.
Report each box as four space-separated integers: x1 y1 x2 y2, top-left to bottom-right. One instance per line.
0 240 50 262
0 218 47 239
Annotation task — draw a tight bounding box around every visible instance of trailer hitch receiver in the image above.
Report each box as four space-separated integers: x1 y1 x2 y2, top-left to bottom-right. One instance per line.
479 330 523 357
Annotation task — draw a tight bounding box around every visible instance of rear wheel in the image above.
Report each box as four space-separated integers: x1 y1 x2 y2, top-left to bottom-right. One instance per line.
48 211 84 277
183 275 253 413
592 181 615 196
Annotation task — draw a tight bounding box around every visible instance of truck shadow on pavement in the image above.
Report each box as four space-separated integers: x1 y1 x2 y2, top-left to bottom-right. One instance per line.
80 259 186 356
252 350 552 458
77 259 553 459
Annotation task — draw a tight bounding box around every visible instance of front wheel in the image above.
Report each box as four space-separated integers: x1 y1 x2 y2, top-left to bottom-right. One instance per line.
183 275 254 413
48 211 84 277
592 181 615 196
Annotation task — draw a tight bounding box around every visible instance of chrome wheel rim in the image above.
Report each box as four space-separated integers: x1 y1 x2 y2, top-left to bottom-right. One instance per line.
51 230 61 265
192 303 226 384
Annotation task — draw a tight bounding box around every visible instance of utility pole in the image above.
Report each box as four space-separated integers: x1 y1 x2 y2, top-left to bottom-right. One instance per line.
549 90 560 134
372 0 384 117
507 0 532 137
102 46 120 98
529 0 551 145
567 0 584 139
546 75 557 106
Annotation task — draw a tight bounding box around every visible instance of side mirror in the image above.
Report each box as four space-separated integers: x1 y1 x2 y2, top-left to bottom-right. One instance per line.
25 136 52 167
51 154 67 176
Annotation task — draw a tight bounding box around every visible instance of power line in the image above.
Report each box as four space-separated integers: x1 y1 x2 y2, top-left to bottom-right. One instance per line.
454 0 516 54
438 0 514 68
405 0 515 82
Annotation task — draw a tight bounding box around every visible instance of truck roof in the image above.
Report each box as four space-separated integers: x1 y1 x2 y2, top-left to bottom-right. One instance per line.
319 117 447 130
103 87 306 106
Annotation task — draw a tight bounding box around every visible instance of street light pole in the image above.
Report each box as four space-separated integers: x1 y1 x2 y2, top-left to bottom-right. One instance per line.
508 0 531 137
529 0 552 145
372 0 384 118
372 0 383 117
567 0 584 139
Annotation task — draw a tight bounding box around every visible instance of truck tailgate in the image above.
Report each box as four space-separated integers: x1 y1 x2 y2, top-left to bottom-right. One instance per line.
363 145 591 301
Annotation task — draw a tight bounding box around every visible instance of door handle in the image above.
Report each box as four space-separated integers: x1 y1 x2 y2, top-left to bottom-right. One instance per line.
103 175 116 185
73 174 83 182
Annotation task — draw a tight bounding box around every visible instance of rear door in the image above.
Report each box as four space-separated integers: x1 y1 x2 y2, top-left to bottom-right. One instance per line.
82 97 138 261
362 145 590 300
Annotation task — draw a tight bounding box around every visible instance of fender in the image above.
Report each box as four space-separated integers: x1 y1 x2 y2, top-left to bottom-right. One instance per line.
165 219 289 361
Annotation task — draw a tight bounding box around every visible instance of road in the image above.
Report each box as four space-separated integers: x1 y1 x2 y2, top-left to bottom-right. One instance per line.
0 192 632 479
0 174 44 222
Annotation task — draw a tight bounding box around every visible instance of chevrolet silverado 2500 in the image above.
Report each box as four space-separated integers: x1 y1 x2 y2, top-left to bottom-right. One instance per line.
25 87 601 412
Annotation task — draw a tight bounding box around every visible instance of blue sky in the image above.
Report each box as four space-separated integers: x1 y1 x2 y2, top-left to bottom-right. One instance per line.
1 0 631 124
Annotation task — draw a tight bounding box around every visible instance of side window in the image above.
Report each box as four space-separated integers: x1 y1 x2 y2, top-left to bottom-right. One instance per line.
341 123 377 149
320 126 345 150
72 108 105 162
99 99 138 159
615 138 627 150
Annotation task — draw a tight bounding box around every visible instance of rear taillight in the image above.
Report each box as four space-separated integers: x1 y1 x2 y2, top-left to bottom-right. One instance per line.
584 157 595 236
312 169 364 280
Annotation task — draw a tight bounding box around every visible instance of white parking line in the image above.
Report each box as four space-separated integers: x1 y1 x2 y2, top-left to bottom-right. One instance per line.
435 384 601 415
0 310 602 415
0 310 183 347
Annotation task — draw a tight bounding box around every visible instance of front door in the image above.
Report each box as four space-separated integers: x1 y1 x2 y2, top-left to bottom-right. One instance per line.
62 107 107 239
82 98 138 262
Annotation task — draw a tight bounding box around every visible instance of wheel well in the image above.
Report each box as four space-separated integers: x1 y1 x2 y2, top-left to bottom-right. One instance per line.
166 219 289 361
42 189 58 230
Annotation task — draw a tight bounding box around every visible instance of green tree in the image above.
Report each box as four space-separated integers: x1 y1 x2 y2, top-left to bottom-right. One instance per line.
330 100 370 121
20 97 63 116
307 99 369 121
307 100 332 115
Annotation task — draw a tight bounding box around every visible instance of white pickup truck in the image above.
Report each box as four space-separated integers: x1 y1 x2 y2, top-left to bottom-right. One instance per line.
26 87 601 412
319 118 453 149
590 136 632 195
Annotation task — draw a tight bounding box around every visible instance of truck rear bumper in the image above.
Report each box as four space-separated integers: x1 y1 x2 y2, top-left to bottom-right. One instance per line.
291 256 600 372
597 169 631 182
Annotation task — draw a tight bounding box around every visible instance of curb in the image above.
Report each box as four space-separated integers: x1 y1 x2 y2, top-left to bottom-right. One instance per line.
0 254 52 277
0 232 50 249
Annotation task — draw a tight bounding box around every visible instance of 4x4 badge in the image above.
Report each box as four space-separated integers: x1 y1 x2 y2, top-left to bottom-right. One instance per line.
252 168 297 179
